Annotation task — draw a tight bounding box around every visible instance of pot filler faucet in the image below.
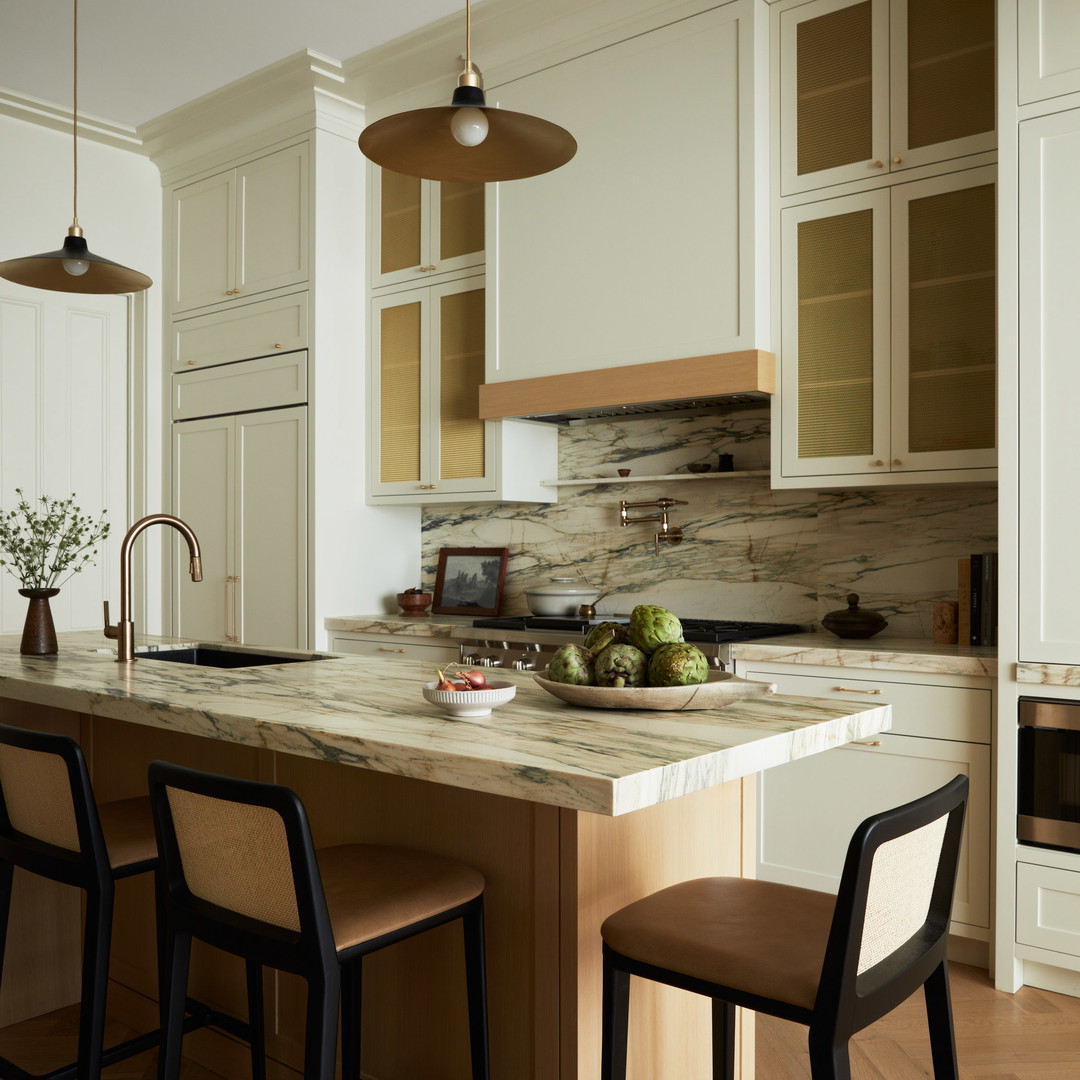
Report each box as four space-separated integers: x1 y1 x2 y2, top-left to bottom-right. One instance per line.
103 514 203 663
619 497 687 556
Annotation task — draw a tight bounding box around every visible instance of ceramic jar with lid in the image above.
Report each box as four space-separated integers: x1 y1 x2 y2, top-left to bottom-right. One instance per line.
522 577 601 617
821 593 888 639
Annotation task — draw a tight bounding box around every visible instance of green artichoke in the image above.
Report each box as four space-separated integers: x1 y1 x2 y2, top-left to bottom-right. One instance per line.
594 643 648 688
547 626 616 686
647 642 709 687
627 605 684 654
584 621 629 652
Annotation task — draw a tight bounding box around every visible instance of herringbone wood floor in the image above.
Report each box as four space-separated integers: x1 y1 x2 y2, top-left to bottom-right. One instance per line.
0 963 1078 1078
757 963 1080 1079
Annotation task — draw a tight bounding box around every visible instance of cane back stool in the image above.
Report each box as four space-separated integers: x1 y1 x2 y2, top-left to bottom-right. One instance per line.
0 721 163 1080
600 774 969 1080
148 760 490 1080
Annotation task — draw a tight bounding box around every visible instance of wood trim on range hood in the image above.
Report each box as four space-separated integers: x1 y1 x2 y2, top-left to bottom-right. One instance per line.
478 350 776 423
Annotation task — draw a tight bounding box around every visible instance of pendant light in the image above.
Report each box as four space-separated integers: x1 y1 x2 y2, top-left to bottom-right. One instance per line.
0 0 152 294
358 0 576 183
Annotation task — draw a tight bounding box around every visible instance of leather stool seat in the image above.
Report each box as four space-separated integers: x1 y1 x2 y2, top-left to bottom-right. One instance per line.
96 795 158 870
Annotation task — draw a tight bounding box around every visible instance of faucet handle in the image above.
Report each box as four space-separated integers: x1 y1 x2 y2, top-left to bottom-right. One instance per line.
103 600 119 640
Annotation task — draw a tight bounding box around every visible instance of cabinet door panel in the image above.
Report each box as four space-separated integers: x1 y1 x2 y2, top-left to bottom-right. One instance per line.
1018 0 1080 104
235 408 307 650
756 733 990 931
173 172 234 314
237 145 309 298
173 417 233 641
780 190 891 476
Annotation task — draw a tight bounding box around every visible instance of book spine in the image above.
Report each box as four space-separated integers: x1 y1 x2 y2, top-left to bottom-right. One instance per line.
970 554 983 646
958 557 971 646
983 552 998 647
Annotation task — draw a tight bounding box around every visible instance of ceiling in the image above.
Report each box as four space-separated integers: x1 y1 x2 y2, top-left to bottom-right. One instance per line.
0 0 468 129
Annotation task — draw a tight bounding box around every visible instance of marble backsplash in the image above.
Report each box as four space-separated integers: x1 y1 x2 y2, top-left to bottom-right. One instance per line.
420 409 997 637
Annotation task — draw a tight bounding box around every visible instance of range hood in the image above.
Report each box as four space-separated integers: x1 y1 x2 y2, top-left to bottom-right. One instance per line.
478 350 775 424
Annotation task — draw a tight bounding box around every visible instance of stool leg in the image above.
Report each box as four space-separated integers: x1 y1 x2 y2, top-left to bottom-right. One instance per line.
77 882 115 1080
157 926 192 1080
463 899 490 1080
925 960 960 1080
246 959 266 1080
304 968 340 1080
807 1027 852 1080
601 952 630 1080
712 999 736 1080
340 958 363 1080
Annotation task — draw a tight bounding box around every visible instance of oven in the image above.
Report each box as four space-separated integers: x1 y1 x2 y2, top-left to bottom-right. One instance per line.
449 616 805 673
1018 697 1080 853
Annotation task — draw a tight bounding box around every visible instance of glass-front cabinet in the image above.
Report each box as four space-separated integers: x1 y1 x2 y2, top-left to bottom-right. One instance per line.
778 166 996 483
370 169 485 290
779 0 995 195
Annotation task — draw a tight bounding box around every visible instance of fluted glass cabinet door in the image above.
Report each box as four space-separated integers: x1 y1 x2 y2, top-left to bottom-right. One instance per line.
890 166 996 471
780 0 889 194
781 190 891 477
373 295 425 493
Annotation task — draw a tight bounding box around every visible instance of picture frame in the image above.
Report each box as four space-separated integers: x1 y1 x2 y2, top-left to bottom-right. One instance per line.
432 547 509 617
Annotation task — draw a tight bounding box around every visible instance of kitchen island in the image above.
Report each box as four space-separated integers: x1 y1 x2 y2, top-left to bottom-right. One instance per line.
0 633 890 1079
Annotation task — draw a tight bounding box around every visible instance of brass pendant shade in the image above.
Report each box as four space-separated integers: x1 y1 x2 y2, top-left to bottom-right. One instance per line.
358 0 576 183
0 0 151 295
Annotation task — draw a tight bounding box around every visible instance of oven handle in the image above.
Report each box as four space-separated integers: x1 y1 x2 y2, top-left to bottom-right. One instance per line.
1020 699 1080 732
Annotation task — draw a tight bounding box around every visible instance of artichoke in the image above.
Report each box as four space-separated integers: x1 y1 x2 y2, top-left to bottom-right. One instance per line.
627 605 684 654
547 626 617 686
647 642 709 687
584 621 629 651
594 643 648 688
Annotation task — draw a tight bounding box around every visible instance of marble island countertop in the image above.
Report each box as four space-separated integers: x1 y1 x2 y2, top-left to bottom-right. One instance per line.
0 632 890 817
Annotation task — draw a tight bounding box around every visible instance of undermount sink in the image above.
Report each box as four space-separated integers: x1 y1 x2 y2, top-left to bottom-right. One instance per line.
136 646 334 669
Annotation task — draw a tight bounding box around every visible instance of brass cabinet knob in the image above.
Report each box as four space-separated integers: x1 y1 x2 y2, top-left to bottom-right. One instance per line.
893 458 902 465
872 160 884 168
273 343 283 349
892 156 902 164
185 360 196 366
427 264 436 271
418 266 429 273
872 459 885 466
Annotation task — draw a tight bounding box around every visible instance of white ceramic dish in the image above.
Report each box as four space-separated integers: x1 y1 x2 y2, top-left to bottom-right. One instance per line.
422 680 517 718
532 669 776 711
522 577 601 617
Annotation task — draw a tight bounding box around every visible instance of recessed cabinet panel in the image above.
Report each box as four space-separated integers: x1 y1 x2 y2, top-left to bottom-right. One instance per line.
438 181 484 263
173 173 234 313
378 301 424 485
438 287 486 482
380 170 423 277
1018 0 1080 104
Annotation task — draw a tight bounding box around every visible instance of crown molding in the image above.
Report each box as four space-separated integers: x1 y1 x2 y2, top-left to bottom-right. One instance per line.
0 86 143 151
139 50 365 178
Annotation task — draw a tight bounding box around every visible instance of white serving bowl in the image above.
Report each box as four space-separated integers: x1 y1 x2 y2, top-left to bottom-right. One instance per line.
422 680 517 718
522 577 601 617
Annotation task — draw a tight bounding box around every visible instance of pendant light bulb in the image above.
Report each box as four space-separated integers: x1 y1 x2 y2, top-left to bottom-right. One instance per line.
451 107 489 147
62 259 90 277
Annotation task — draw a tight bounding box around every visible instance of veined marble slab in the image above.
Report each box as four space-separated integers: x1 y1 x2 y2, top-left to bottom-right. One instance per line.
1016 662 1080 687
733 634 996 678
324 616 470 639
0 632 889 817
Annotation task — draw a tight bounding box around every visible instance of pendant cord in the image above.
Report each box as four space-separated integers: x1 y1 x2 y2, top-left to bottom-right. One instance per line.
465 0 472 72
72 0 78 227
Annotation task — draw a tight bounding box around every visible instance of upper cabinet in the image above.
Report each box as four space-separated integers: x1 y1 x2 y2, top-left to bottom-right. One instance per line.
485 2 762 383
371 169 484 290
776 166 996 484
778 0 995 195
1019 0 1080 105
170 142 309 316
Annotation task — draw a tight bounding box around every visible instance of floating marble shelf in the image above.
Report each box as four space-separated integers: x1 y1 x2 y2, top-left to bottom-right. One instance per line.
540 470 769 487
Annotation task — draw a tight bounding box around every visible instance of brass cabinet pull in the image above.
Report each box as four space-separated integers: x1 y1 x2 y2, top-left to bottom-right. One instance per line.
224 578 232 641
225 575 240 642
851 740 883 747
418 266 429 273
378 647 406 653
892 458 902 465
415 483 437 490
872 459 885 466
185 360 196 365
892 156 902 164
274 343 283 348
872 160 884 168
427 264 436 271
834 686 883 694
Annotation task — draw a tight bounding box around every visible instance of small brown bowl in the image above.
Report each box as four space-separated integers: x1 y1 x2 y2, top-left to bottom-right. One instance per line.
396 592 432 617
686 463 712 473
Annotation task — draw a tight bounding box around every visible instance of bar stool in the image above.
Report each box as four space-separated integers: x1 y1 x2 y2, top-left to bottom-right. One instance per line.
148 760 490 1080
600 774 969 1080
0 721 161 1080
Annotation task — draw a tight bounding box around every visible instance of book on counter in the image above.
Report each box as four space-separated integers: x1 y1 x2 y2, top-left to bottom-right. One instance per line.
958 552 997 646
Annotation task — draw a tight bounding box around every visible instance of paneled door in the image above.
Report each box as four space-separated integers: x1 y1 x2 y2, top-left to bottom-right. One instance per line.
0 286 128 635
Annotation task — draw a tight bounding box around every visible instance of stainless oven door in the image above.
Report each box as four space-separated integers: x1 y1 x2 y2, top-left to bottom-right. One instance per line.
1019 698 1080 852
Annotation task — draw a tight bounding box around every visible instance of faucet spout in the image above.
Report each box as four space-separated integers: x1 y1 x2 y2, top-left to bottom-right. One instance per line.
105 514 203 662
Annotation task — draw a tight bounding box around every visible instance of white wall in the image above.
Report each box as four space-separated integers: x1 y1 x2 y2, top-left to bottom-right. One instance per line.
0 113 165 632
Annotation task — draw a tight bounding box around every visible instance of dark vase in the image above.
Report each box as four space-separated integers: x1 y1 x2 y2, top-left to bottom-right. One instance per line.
18 588 60 656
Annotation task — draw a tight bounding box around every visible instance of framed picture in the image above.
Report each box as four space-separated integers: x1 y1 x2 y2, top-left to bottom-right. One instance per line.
432 547 509 616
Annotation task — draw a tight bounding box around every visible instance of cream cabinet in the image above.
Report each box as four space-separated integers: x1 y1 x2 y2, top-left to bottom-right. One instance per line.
1018 0 1080 105
170 142 309 316
777 0 995 195
741 661 992 939
1018 109 1080 664
172 405 307 650
329 632 458 665
371 169 484 291
776 166 996 485
368 276 556 505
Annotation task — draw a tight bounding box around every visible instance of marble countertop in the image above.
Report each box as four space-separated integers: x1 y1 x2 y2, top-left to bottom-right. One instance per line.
324 617 996 677
0 632 890 817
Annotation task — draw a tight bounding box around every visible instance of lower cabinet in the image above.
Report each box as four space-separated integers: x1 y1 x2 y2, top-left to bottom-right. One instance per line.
328 632 458 665
741 661 992 939
173 406 307 649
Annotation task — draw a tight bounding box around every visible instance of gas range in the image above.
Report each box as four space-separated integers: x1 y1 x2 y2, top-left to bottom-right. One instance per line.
450 616 805 672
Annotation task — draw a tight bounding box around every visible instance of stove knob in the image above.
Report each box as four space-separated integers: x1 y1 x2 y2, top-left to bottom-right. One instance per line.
478 656 503 667
512 655 536 671
460 653 479 666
